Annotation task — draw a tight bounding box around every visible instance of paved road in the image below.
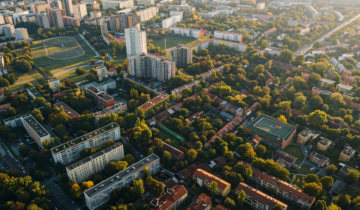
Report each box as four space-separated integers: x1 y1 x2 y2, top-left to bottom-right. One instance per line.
296 13 360 55
0 137 28 176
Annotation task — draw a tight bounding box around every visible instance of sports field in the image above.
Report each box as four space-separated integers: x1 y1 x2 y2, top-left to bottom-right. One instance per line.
42 36 84 60
253 117 294 139
152 35 197 50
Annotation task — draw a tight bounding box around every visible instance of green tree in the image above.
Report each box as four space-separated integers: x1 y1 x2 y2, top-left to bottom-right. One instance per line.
76 67 86 75
309 95 323 109
327 204 341 210
7 41 15 50
210 181 217 198
31 97 46 107
246 167 253 182
144 167 149 178
320 176 334 190
124 154 135 165
307 110 327 128
313 200 327 210
237 189 246 207
334 194 351 210
273 204 284 210
303 183 322 197
279 49 294 63
325 164 338 175
115 161 128 172
186 149 198 163
31 109 44 122
344 169 360 184
261 39 269 49
224 197 236 209
162 151 172 168
19 145 29 157
133 179 145 197
255 145 266 157
152 138 163 149
81 180 94 191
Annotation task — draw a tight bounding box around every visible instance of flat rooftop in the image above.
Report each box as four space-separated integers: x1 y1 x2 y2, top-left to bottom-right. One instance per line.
80 79 116 91
245 114 296 143
97 93 113 101
54 101 80 118
318 137 332 146
341 148 356 156
27 87 44 98
23 115 50 138
51 122 119 154
310 151 329 160
3 112 30 123
67 143 122 171
84 154 159 198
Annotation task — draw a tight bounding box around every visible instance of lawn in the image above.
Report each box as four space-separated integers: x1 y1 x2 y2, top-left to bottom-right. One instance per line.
298 164 313 175
151 35 198 50
284 145 304 164
343 186 360 199
185 36 211 46
292 175 304 188
158 128 180 148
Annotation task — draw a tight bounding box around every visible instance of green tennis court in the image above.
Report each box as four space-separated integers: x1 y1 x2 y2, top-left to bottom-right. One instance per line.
253 117 294 139
159 124 185 142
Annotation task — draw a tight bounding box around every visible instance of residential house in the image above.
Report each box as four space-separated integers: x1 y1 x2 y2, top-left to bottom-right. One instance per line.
309 151 330 167
317 137 332 151
148 185 188 210
274 150 297 169
162 142 185 161
187 193 211 210
205 116 242 147
319 78 335 88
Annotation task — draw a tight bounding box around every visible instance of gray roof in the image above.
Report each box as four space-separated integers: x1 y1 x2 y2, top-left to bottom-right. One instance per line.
84 153 159 198
22 115 50 138
220 111 234 119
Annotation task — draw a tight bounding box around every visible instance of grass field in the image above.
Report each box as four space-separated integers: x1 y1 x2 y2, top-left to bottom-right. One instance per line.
158 129 181 148
284 145 304 164
343 186 360 199
185 36 211 46
292 175 304 188
152 35 198 50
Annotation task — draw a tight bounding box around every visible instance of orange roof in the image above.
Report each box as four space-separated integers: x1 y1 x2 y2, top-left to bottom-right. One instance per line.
0 103 10 110
148 185 188 210
187 193 211 210
236 183 288 209
214 204 229 210
193 169 230 191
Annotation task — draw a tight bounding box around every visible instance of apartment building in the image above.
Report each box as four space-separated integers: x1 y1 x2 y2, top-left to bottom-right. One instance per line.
54 101 80 123
317 137 332 151
3 24 14 39
30 2 50 13
319 78 335 88
90 11 102 19
0 15 5 25
86 86 115 110
80 79 117 93
165 44 192 68
269 0 312 7
64 0 73 16
336 83 353 92
63 16 80 27
235 183 288 210
27 87 47 102
168 3 195 12
135 0 154 5
14 28 29 40
110 13 140 32
54 0 62 9
125 28 147 58
102 0 134 10
256 2 265 9
136 6 158 22
148 185 188 210
128 53 176 83
242 162 315 210
84 154 160 210
162 142 184 161
66 143 124 183
296 129 314 145
22 115 51 149
274 150 297 168
4 113 31 128
51 122 121 165
96 64 108 81
93 103 127 123
47 8 65 27
171 80 200 100
170 27 205 39
309 151 330 167
36 12 50 28
306 5 319 19
187 193 211 210
199 9 233 18
338 165 356 177
214 31 242 43
73 3 87 20
162 14 183 28
333 11 344 21
193 169 231 196
48 78 61 92
339 147 356 163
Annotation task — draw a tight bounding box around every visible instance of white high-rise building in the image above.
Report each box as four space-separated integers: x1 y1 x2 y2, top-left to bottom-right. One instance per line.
73 3 87 20
125 28 147 58
54 0 62 9
14 28 29 40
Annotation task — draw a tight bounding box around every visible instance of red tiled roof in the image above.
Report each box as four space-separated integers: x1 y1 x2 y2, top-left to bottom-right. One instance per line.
178 146 188 154
139 95 168 111
162 142 184 160
263 27 277 35
11 94 19 99
0 103 10 110
198 163 211 172
246 102 259 114
148 185 187 210
285 108 305 117
0 90 3 96
185 141 195 148
205 116 243 146
216 156 227 165
193 169 230 191
179 169 192 179
164 179 177 189
236 183 288 209
214 204 229 210
187 193 211 210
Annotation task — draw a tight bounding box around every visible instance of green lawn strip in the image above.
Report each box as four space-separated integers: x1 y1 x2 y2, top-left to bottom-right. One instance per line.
283 145 304 164
151 35 198 50
297 164 313 175
185 36 211 46
158 129 180 148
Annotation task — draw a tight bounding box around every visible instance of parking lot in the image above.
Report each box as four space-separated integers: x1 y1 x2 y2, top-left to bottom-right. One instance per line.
46 182 81 210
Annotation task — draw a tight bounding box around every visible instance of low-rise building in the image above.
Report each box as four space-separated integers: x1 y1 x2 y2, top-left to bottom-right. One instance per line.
148 185 188 210
170 26 205 39
319 78 335 88
235 182 288 210
274 150 297 168
261 27 277 37
66 143 124 183
54 102 80 122
171 80 200 100
214 31 242 43
336 83 353 92
96 64 108 81
48 78 61 92
86 86 115 110
339 147 356 163
85 154 160 210
22 115 51 149
297 129 314 145
187 193 211 210
256 2 265 9
162 142 185 161
309 151 330 167
162 14 183 28
193 169 231 196
338 165 356 177
199 9 233 18
317 137 332 151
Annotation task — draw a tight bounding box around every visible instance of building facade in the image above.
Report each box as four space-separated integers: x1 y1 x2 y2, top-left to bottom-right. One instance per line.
36 12 50 28
47 8 65 27
339 147 356 163
165 44 192 68
102 0 134 10
66 143 124 183
3 24 15 39
110 13 140 32
64 0 73 16
86 86 115 110
51 122 121 165
214 31 242 43
125 28 147 58
73 3 87 20
317 137 332 151
135 0 154 5
84 154 160 210
14 28 29 40
192 169 231 196
128 53 176 83
96 64 108 81
149 185 188 210
136 6 158 22
63 16 80 27
48 78 61 92
170 26 205 39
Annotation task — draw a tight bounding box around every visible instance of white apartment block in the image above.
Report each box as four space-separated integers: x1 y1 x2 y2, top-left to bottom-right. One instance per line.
90 11 102 19
125 28 147 58
269 1 312 7
14 28 29 40
66 143 124 183
48 78 61 92
4 113 31 128
84 154 160 210
128 54 176 83
199 9 233 18
170 27 204 39
80 79 117 93
136 6 158 22
102 0 134 10
170 11 183 17
256 2 265 9
333 11 344 21
51 122 121 165
135 0 154 5
4 24 14 39
306 5 319 19
73 3 88 20
162 15 183 28
168 4 196 12
214 31 242 43
22 115 51 149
